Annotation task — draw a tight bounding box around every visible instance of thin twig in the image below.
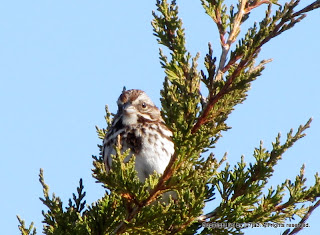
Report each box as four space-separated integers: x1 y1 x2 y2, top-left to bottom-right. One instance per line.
197 207 219 221
245 0 273 13
285 199 320 235
292 0 320 17
216 0 247 81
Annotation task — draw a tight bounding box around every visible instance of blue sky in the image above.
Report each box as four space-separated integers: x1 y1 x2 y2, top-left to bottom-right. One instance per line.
0 1 319 234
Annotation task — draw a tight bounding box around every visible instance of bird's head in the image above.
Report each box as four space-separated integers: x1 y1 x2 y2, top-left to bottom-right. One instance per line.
117 89 161 126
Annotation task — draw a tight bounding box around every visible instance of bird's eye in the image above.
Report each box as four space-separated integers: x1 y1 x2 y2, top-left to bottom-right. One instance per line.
141 102 147 109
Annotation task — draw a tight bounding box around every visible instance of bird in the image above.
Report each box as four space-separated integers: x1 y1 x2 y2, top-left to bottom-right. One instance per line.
102 89 174 182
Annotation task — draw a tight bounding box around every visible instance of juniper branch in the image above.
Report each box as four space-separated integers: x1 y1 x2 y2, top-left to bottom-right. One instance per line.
17 216 36 235
192 0 320 133
216 0 247 78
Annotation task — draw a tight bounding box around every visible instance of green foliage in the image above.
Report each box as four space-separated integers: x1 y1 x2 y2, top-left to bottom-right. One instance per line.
18 0 320 235
38 169 90 235
17 216 36 235
90 133 211 234
201 120 318 234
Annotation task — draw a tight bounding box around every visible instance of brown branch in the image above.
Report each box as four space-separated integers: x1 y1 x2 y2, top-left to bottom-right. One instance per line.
145 152 179 204
245 0 273 14
226 0 247 46
191 58 249 133
209 0 226 46
216 7 226 46
216 0 247 80
120 192 142 207
221 54 243 73
292 0 320 17
285 199 320 235
198 207 219 221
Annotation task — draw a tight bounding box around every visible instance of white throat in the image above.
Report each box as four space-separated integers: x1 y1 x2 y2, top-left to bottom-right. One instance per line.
122 113 138 126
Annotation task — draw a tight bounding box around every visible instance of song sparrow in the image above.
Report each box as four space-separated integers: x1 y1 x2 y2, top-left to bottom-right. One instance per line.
103 89 174 182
